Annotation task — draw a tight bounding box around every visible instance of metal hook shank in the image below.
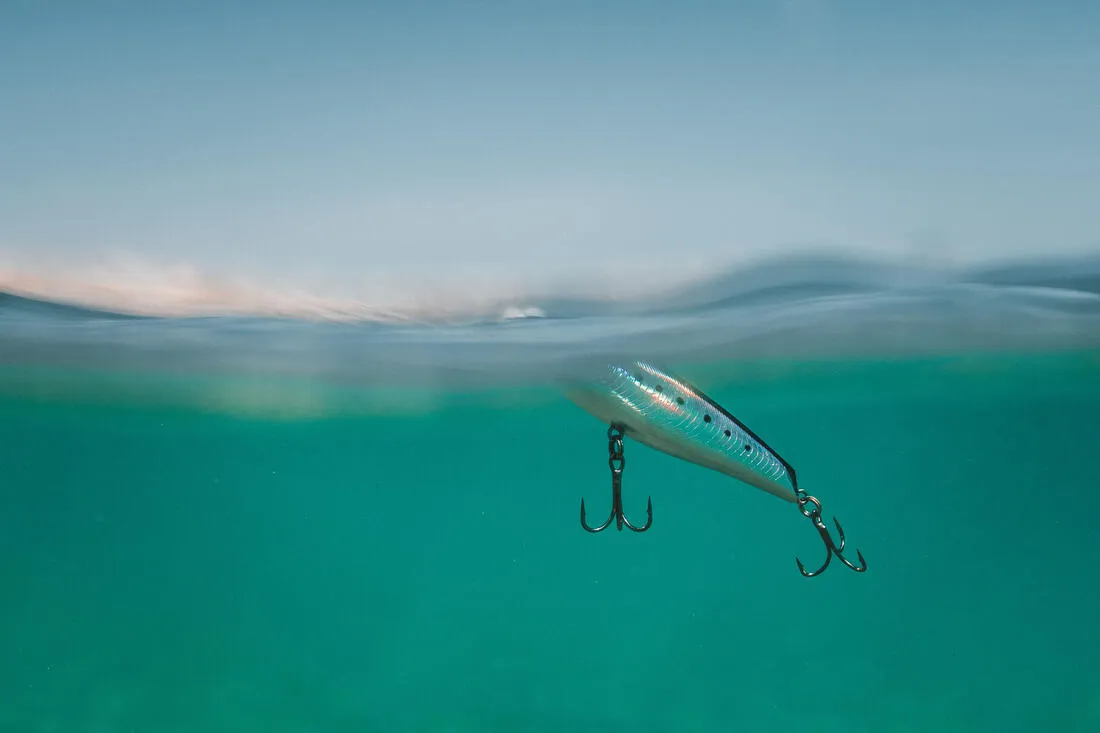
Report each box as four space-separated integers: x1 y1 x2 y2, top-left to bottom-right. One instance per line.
795 493 866 577
580 425 653 533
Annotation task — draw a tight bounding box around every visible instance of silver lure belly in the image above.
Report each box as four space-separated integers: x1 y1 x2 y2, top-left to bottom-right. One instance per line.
563 361 799 503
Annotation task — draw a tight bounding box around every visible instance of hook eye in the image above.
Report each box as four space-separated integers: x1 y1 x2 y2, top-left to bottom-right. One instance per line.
797 493 822 520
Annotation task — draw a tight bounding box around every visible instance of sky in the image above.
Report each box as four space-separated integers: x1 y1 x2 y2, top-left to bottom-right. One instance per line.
1 0 1098 313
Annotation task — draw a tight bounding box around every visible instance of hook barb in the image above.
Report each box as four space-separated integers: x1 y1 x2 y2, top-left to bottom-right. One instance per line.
580 493 652 533
580 424 652 533
795 493 866 577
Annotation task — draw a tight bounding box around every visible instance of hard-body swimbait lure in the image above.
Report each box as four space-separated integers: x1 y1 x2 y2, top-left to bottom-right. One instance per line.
564 360 866 577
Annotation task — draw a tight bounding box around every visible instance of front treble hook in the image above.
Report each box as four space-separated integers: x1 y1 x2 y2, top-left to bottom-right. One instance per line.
580 424 653 533
795 491 866 577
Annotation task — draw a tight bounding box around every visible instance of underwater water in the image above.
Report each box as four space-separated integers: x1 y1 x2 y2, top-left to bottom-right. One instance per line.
3 255 1100 732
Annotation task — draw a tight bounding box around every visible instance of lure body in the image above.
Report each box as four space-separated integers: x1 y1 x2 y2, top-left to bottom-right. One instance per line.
564 361 799 503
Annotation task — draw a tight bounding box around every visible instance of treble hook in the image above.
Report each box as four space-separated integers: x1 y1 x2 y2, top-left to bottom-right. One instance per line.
795 492 866 577
580 424 653 533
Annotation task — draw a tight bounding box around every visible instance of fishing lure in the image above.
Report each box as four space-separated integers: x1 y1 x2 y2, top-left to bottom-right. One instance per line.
564 360 866 577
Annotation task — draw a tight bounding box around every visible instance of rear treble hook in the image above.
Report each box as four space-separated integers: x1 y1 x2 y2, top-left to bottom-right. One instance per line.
795 491 867 577
580 424 653 533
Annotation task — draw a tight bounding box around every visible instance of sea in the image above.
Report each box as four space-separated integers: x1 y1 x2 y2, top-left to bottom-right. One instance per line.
2 253 1099 732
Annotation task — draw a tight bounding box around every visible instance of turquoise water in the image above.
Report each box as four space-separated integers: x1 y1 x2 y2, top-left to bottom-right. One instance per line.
3 259 1100 732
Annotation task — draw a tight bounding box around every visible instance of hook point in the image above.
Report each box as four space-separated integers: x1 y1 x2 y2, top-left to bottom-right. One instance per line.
796 493 865 577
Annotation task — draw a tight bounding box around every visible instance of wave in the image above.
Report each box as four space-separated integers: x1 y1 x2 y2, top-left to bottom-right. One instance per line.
6 250 1100 321
2 252 1099 401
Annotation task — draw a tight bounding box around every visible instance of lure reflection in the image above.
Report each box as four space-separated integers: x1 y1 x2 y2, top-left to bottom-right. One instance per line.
565 360 866 577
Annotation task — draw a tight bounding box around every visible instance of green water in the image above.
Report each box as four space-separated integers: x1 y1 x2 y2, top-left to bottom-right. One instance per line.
3 351 1099 732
